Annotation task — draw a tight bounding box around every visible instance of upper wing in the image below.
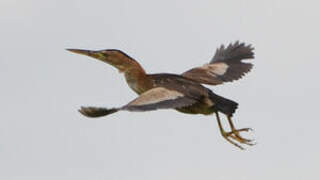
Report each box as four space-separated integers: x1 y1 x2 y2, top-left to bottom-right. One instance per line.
122 87 197 111
182 41 254 85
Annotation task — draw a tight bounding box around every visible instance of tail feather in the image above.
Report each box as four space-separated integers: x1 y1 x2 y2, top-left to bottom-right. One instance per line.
79 106 119 118
209 91 238 116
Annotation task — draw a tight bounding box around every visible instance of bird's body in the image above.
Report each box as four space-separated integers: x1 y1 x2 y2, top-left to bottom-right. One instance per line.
67 41 255 149
147 73 237 116
150 73 214 115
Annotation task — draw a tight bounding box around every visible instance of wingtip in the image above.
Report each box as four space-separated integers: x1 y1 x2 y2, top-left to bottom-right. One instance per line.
78 106 119 118
78 106 93 118
66 48 77 52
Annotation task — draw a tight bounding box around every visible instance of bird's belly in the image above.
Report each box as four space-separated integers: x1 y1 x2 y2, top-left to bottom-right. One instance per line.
176 102 215 115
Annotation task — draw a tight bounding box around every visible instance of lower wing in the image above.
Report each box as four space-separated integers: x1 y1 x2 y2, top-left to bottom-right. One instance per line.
79 87 197 118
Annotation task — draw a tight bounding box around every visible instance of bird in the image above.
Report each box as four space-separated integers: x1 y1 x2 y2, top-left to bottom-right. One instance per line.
67 41 255 149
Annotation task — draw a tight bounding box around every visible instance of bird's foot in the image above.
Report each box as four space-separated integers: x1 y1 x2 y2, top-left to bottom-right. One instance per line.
221 128 255 150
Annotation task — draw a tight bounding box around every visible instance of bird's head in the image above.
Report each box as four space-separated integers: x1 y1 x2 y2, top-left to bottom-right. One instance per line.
66 48 138 73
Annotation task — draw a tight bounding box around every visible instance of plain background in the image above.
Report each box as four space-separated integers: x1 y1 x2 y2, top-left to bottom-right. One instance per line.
1 0 319 179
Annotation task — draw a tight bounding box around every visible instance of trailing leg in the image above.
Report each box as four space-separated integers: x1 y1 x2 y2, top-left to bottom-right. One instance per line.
215 111 245 150
226 115 255 146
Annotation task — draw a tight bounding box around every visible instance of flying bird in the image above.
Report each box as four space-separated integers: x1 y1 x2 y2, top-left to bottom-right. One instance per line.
67 41 255 149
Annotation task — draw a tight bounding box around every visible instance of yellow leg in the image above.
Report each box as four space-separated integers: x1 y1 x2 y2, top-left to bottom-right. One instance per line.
215 112 246 150
227 116 255 146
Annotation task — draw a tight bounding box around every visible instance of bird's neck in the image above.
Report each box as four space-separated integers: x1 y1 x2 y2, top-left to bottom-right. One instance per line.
98 50 153 94
123 63 153 94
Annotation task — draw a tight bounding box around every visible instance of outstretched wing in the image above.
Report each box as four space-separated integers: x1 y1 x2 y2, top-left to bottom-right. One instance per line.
122 87 197 111
182 41 254 85
79 87 197 118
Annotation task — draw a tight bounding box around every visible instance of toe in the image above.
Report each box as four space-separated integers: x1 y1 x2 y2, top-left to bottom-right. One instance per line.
236 128 253 132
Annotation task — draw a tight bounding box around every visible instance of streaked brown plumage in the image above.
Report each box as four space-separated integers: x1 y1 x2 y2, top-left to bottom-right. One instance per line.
67 41 255 149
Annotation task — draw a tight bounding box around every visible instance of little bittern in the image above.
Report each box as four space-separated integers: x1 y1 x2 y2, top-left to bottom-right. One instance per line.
67 41 255 149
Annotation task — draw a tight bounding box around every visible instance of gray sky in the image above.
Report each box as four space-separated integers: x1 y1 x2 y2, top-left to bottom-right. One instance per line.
1 0 319 179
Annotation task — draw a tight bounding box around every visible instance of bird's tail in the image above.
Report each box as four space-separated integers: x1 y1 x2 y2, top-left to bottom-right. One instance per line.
209 91 238 116
79 106 119 118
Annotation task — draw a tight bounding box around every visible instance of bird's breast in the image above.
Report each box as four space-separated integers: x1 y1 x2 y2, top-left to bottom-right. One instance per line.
126 78 141 94
125 74 153 95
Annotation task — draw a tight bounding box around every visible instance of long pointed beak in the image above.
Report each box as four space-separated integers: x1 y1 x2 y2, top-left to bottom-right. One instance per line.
66 49 101 59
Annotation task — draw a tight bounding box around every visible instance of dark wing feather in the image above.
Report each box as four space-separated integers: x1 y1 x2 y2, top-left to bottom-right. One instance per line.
211 41 254 62
122 87 197 111
182 41 254 85
79 107 118 118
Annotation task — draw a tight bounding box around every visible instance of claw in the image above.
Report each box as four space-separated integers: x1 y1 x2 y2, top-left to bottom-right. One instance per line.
230 128 255 145
215 112 255 150
221 132 245 150
223 128 256 148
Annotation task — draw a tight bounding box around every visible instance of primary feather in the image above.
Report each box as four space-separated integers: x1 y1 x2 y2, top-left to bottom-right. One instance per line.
182 41 254 85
